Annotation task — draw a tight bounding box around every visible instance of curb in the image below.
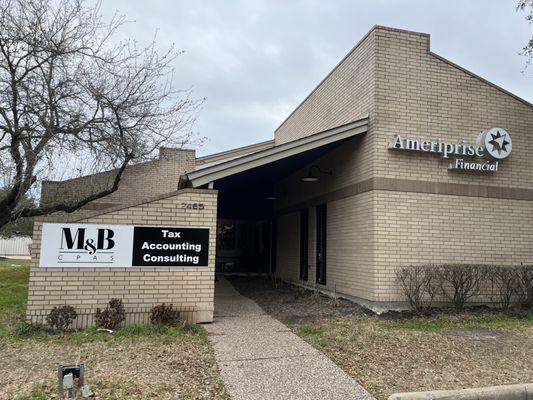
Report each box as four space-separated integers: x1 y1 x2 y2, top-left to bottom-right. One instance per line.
389 383 533 400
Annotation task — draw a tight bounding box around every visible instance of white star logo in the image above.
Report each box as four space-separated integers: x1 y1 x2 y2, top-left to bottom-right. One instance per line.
482 128 512 160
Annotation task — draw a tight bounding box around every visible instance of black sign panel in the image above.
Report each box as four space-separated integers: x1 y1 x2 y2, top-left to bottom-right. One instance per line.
132 227 209 267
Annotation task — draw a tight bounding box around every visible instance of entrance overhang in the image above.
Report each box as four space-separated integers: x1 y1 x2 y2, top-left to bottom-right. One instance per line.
184 116 369 188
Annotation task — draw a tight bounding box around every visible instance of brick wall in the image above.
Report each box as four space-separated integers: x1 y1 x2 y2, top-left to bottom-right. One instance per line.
274 140 378 300
275 212 299 282
370 27 533 301
373 27 533 189
41 147 196 216
327 192 375 300
275 184 376 301
373 191 533 301
274 28 376 145
27 188 218 327
273 26 533 306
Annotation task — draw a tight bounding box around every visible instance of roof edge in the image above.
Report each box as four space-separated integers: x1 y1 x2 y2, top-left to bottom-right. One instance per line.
275 24 533 135
196 139 275 165
274 25 378 133
274 25 430 134
187 116 369 188
39 188 217 223
429 51 533 110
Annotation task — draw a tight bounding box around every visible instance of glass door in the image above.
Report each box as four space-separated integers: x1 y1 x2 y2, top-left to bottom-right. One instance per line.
315 204 327 285
299 209 309 281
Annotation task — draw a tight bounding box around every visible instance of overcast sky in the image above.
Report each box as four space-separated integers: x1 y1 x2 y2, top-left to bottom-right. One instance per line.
98 0 533 156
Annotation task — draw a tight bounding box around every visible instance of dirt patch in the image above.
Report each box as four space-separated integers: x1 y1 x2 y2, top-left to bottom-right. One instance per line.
441 328 512 342
228 276 372 324
0 335 228 400
380 305 494 320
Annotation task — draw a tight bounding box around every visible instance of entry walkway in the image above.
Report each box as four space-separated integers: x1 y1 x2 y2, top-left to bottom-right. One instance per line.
205 276 375 400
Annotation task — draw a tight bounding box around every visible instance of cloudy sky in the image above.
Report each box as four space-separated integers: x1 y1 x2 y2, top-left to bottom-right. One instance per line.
98 0 533 156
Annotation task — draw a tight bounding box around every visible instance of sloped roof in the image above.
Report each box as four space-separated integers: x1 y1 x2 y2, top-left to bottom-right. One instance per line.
184 116 368 188
195 139 275 170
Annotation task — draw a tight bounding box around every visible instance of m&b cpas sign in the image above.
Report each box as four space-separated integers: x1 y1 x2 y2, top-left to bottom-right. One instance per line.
39 223 209 268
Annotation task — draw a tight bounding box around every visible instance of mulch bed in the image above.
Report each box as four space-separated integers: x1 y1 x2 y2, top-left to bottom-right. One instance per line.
228 276 372 324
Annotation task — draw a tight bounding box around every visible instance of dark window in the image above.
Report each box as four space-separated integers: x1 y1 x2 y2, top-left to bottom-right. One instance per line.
218 224 236 250
270 218 277 274
299 209 309 281
316 204 327 285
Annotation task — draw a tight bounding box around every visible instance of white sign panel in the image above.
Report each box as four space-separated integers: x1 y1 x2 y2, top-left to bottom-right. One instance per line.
40 223 134 267
39 223 210 268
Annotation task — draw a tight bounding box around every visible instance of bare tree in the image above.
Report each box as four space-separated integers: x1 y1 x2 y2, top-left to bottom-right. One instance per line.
518 1 533 65
0 0 202 229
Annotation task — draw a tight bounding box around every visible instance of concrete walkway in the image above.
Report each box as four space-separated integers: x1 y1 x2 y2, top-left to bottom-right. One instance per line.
205 276 375 400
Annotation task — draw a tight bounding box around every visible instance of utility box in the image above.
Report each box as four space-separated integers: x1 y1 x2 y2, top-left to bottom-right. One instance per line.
58 364 85 398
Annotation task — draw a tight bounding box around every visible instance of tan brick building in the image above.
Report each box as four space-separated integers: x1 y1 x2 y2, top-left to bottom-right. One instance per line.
28 26 533 325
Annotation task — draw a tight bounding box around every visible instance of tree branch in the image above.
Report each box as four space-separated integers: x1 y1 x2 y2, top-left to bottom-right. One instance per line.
16 152 134 219
0 0 201 230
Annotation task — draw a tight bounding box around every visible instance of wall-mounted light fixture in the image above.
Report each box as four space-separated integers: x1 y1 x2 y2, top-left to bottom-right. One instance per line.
301 165 332 182
265 187 287 200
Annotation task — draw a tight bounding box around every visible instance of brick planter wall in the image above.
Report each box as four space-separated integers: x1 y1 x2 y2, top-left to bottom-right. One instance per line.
27 189 218 328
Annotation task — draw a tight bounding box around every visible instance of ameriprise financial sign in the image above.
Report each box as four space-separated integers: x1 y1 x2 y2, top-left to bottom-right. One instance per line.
388 127 512 171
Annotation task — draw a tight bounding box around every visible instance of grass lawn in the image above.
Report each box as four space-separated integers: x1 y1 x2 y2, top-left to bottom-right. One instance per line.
0 259 228 400
296 314 533 399
0 258 29 337
230 276 533 400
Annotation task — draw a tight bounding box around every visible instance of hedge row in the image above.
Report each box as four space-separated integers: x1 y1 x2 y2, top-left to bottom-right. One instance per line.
396 264 533 311
45 299 181 332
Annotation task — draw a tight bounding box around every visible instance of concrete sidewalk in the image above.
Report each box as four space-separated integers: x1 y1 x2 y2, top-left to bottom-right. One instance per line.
205 276 375 400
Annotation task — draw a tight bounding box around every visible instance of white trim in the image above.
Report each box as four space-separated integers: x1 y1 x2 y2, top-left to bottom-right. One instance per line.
186 117 368 188
196 140 275 166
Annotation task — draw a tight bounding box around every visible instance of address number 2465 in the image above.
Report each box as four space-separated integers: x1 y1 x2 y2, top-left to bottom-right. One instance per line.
181 202 204 210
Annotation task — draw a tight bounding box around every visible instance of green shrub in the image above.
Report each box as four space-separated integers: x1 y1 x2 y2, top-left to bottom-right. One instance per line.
119 323 146 336
181 323 202 334
14 322 45 338
151 322 169 334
